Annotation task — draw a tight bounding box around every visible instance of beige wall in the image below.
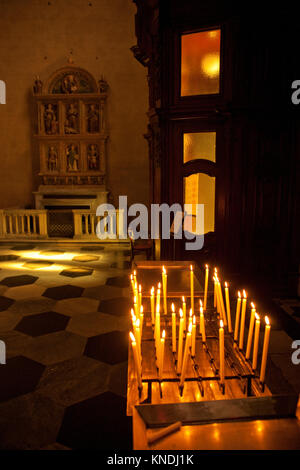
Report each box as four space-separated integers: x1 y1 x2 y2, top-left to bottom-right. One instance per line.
0 0 149 209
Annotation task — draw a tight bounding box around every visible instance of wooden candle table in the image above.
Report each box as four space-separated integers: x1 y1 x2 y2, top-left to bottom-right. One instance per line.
127 261 299 450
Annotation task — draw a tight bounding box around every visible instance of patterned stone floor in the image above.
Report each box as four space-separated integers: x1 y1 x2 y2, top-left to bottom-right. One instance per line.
0 242 133 450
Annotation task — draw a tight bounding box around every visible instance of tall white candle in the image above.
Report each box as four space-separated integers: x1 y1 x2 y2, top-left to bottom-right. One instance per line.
179 323 192 388
213 268 218 307
162 266 167 315
191 315 196 357
130 332 142 389
190 265 194 315
217 279 227 326
138 284 142 312
156 283 161 315
239 290 247 350
252 313 260 370
219 320 225 384
234 291 242 342
159 330 165 379
200 302 206 343
177 309 184 373
182 296 186 332
150 287 155 325
246 302 256 359
171 303 176 353
203 264 209 311
224 282 232 333
259 316 271 384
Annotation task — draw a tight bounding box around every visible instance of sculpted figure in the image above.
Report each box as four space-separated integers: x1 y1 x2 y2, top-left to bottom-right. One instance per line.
44 104 55 134
62 74 79 94
66 144 79 171
87 104 99 133
65 103 78 134
48 146 58 171
33 75 43 94
88 144 99 170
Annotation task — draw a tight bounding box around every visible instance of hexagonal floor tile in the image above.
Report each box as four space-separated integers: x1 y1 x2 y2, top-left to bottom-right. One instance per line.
55 297 99 316
40 250 65 256
22 260 54 269
0 275 38 287
0 295 15 311
37 355 110 407
0 255 20 262
66 312 129 337
5 284 45 300
57 391 132 449
15 311 70 337
59 268 94 278
43 285 84 300
0 392 65 450
108 361 129 398
83 285 129 301
0 310 23 331
8 297 56 316
23 330 86 365
84 330 128 365
98 297 131 316
0 355 45 402
72 255 99 262
10 245 36 251
106 276 130 288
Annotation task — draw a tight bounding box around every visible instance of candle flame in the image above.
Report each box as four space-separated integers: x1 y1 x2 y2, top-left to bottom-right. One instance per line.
225 281 228 288
156 303 160 314
255 313 260 320
243 289 247 298
130 308 134 316
130 274 133 280
200 306 203 315
151 286 154 295
162 265 166 274
205 264 209 269
265 316 270 325
140 305 143 314
189 308 193 317
193 315 196 324
214 267 217 273
171 303 175 313
158 282 161 289
182 296 185 303
238 291 241 298
129 331 136 343
200 299 203 307
251 302 255 309
136 318 140 327
188 323 192 333
133 270 136 276
162 329 166 339
220 320 224 328
179 308 183 318
134 296 137 304
190 265 193 271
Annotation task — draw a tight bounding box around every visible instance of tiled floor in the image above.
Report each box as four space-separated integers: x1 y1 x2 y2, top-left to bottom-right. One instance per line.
0 242 132 450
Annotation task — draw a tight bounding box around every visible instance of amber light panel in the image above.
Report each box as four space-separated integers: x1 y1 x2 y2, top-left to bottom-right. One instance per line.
183 132 216 163
184 173 215 234
181 29 221 96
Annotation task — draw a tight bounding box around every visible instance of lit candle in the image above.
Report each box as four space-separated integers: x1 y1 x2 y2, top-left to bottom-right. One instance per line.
213 268 218 307
239 290 247 350
130 332 142 389
150 287 155 325
140 305 144 338
189 308 193 330
159 330 165 379
156 283 161 314
135 318 141 365
259 316 271 384
200 301 206 343
134 295 139 319
191 315 196 357
138 284 142 312
182 296 186 332
177 308 184 373
171 303 176 353
133 270 137 286
179 323 192 388
252 313 260 370
154 303 160 363
219 320 225 385
190 266 194 315
130 274 135 294
246 302 256 359
162 266 167 315
224 282 233 333
234 291 242 342
203 264 209 311
217 278 227 326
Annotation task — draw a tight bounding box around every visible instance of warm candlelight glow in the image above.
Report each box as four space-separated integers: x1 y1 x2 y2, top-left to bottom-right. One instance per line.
162 265 166 274
238 291 241 298
151 287 154 295
251 302 255 309
190 265 193 271
220 319 224 328
179 308 183 318
225 281 228 288
171 303 175 312
265 316 270 325
129 331 136 343
162 329 166 339
243 289 247 298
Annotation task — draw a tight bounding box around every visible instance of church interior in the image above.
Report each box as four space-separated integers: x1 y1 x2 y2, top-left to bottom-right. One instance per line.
0 0 299 452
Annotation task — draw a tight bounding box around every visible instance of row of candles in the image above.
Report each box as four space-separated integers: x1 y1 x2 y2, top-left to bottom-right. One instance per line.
129 265 271 391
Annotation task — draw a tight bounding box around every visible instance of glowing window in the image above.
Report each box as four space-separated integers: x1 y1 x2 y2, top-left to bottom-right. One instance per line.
181 29 221 96
184 173 215 234
183 132 216 163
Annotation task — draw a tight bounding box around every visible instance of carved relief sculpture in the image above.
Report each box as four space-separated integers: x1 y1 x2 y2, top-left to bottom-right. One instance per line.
87 104 99 133
65 103 79 134
66 144 79 172
88 144 99 170
62 74 79 94
44 104 58 134
48 146 58 171
33 75 43 94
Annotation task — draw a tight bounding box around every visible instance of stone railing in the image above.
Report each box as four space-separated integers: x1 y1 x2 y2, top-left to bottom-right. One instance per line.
72 209 127 240
0 209 48 238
